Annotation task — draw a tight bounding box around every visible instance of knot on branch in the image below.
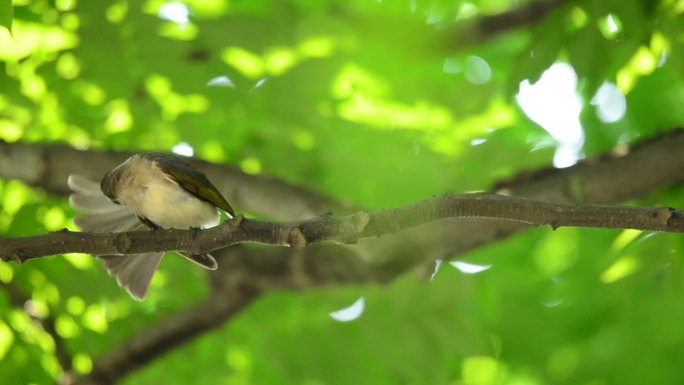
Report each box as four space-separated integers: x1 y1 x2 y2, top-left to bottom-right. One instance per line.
288 227 307 249
351 212 370 233
113 233 133 254
228 214 244 229
649 207 674 226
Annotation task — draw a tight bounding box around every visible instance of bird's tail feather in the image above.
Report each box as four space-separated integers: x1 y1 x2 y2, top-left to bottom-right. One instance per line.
100 253 164 300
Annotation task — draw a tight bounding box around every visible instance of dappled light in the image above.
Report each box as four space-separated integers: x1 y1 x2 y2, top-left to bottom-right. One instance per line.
516 63 584 168
251 77 268 92
591 82 626 123
38 207 67 231
597 13 623 40
611 229 643 251
450 261 491 274
239 156 262 175
329 297 365 322
144 74 209 121
63 253 94 270
104 99 133 134
0 20 78 61
157 20 198 41
601 255 640 283
171 142 194 157
617 45 662 93
206 75 235 88
461 356 502 385
221 47 266 79
464 55 492 85
158 2 190 25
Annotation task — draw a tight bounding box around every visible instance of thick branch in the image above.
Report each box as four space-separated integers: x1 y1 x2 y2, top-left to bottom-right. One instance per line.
2 194 683 263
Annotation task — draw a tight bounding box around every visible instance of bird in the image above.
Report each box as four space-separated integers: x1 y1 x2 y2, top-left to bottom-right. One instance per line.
68 152 235 300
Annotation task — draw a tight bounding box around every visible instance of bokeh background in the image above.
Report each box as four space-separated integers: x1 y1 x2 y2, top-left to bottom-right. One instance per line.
2 0 684 384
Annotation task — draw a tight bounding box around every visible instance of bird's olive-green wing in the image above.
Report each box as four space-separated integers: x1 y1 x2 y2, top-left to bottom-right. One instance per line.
145 153 235 216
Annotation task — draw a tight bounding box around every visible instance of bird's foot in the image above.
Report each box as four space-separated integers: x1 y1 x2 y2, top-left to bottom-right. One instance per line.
190 226 202 238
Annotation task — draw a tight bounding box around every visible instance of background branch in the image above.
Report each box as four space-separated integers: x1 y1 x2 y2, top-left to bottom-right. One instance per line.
441 0 566 50
0 141 347 220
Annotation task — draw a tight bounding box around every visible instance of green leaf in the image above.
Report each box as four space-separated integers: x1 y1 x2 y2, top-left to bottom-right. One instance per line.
0 0 11 34
508 10 564 94
567 25 615 98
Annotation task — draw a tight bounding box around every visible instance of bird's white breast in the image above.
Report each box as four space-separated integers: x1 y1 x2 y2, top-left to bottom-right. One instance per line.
116 160 220 229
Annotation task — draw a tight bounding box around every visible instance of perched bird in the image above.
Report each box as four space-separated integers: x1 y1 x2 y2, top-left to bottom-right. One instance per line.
68 152 235 300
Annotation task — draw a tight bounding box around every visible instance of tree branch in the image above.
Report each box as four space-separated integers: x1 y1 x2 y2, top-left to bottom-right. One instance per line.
2 193 683 263
441 0 566 50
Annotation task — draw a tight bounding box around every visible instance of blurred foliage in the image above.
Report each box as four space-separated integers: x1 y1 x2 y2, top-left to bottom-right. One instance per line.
1 0 684 384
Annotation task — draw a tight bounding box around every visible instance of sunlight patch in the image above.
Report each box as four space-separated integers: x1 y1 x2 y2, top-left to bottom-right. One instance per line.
601 255 639 283
0 21 78 61
64 253 93 270
591 82 626 123
66 297 86 316
297 36 335 58
430 260 443 280
0 263 13 283
82 304 109 334
0 321 13 360
158 2 190 24
329 297 365 322
597 13 622 40
240 157 262 175
450 261 491 274
516 63 584 168
252 77 268 92
56 314 80 338
73 353 93 374
221 47 265 79
465 56 492 84
104 99 133 133
172 142 194 157
207 75 235 88
462 356 501 385
610 229 642 252
616 46 659 93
